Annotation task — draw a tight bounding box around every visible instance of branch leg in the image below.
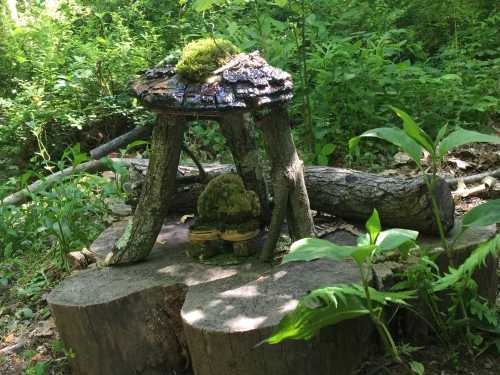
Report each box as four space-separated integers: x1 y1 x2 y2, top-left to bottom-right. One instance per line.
219 112 270 223
105 115 186 265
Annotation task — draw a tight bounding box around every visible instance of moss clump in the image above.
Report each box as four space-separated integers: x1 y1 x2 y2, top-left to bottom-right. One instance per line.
197 174 260 226
175 38 240 82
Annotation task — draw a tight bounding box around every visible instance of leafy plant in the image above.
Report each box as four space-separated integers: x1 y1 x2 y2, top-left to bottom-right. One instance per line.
350 107 500 249
264 209 418 361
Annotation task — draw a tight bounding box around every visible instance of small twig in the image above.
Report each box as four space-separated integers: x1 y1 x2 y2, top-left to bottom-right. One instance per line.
181 143 206 182
445 167 500 189
0 340 27 355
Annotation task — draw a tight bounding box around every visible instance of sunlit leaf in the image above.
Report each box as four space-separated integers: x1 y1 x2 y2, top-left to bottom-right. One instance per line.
282 238 357 264
376 228 418 252
366 209 381 244
438 128 500 157
462 200 500 228
349 128 422 165
264 285 414 344
390 106 434 154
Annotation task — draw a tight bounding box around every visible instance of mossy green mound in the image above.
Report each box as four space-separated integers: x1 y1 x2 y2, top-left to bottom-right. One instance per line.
175 38 240 82
197 174 260 225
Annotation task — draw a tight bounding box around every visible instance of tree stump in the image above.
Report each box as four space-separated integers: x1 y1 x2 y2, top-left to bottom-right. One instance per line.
48 220 269 375
182 258 374 375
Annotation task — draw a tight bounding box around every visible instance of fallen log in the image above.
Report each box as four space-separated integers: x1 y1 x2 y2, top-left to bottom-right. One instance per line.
2 159 454 234
127 162 454 234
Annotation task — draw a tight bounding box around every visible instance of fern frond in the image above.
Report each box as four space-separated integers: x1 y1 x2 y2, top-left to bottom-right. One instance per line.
433 235 499 292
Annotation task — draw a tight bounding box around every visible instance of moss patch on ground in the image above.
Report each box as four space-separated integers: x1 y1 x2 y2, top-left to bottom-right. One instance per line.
175 38 240 82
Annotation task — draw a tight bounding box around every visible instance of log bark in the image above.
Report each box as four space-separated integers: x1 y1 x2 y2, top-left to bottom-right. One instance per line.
124 162 455 235
219 112 270 221
257 107 315 260
105 115 186 265
181 258 374 375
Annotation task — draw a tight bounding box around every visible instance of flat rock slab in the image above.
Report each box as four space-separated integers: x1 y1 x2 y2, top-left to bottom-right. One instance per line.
48 220 268 375
181 258 374 375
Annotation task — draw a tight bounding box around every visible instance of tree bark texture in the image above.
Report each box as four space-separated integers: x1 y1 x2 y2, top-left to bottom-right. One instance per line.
125 162 455 235
106 115 186 265
219 112 270 221
304 167 455 234
257 107 315 260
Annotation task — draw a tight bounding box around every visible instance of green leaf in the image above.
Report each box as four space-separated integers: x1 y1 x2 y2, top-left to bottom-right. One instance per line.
433 235 499 292
438 128 500 157
282 238 357 264
410 361 425 375
390 106 434 154
435 124 448 145
264 284 413 344
349 128 422 165
263 286 370 344
275 0 289 7
462 199 500 228
192 0 221 12
351 245 377 265
366 209 381 245
126 140 149 152
321 143 336 155
376 228 418 252
317 154 328 166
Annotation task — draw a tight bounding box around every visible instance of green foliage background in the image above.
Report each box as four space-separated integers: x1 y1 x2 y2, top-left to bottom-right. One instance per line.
0 0 499 172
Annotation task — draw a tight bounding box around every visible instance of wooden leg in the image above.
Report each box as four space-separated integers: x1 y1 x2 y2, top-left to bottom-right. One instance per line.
258 107 315 261
105 115 186 265
219 112 270 222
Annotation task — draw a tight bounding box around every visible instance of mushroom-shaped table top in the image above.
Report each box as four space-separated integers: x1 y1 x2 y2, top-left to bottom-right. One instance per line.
131 51 293 116
106 49 314 266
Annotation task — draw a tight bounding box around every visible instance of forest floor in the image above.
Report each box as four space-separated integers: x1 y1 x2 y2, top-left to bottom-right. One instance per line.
0 144 499 374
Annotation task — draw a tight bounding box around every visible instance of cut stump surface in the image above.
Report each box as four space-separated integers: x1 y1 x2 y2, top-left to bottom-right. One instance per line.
48 219 268 375
181 258 374 375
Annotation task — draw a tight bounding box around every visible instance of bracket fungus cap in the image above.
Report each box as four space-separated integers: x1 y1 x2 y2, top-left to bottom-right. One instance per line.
131 51 293 116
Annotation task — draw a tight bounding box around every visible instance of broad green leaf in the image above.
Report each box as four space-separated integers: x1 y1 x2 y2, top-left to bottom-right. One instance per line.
351 245 377 265
438 128 500 157
366 209 381 244
376 228 418 251
410 361 425 375
126 140 149 151
462 199 500 228
390 106 434 154
435 124 448 145
192 0 221 12
321 143 336 155
349 128 422 165
282 238 357 264
264 284 414 344
275 0 289 7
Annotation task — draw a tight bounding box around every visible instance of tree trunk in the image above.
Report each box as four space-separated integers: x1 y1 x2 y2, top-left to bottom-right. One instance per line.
257 107 315 260
219 112 270 221
105 115 186 265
